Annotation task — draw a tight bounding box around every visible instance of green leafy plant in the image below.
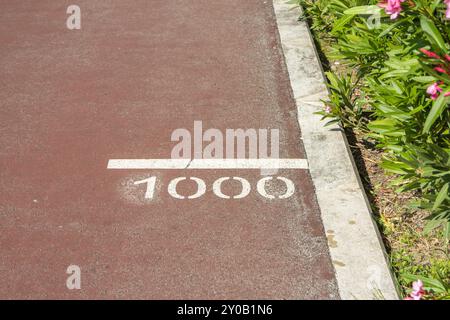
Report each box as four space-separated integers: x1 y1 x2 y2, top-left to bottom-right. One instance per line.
297 0 450 299
402 273 450 300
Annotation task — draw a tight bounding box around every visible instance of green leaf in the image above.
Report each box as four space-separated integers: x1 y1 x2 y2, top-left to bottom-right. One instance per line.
331 15 354 34
431 0 441 11
444 222 450 240
378 17 410 38
331 0 351 9
344 5 381 15
325 71 340 88
324 119 340 127
432 183 449 211
423 94 448 134
423 219 446 234
401 274 447 293
420 16 447 52
381 160 408 174
385 145 404 152
368 118 402 134
412 76 436 83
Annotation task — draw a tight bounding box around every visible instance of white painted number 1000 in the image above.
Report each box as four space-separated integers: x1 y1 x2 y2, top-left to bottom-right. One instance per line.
134 176 295 200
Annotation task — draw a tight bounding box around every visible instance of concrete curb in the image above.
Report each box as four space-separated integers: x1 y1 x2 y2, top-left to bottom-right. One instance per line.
272 0 400 300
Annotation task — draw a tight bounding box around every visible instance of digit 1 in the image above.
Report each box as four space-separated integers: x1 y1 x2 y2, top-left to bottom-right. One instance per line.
133 176 157 199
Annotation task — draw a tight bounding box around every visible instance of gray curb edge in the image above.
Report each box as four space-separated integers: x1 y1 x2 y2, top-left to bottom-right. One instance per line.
272 0 400 300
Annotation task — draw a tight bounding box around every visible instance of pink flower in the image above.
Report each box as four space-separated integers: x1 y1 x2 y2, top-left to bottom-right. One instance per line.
445 0 450 19
378 0 405 19
404 279 427 300
410 280 425 300
445 54 450 62
419 48 441 59
325 106 332 114
434 66 447 73
427 82 443 100
444 91 450 97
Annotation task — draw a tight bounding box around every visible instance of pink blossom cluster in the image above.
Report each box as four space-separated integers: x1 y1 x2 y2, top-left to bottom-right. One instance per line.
427 82 443 100
404 280 426 300
377 0 450 20
419 48 450 99
378 0 406 19
446 0 450 19
426 82 450 100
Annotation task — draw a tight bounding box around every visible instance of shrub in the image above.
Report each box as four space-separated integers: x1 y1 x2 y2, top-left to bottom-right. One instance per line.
296 0 450 299
298 0 450 240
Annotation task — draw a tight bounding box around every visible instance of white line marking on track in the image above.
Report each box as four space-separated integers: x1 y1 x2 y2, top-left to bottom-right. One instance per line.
107 159 309 169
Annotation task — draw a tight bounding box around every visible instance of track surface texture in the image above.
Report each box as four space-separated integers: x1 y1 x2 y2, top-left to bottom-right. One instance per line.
0 1 339 299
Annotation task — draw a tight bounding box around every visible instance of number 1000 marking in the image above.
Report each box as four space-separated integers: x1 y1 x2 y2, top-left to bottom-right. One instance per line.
133 176 295 200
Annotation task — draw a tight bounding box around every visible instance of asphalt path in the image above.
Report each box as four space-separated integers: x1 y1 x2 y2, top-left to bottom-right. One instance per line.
0 0 339 299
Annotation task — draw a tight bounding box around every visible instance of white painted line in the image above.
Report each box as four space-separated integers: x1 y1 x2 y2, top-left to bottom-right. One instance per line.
107 158 309 169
